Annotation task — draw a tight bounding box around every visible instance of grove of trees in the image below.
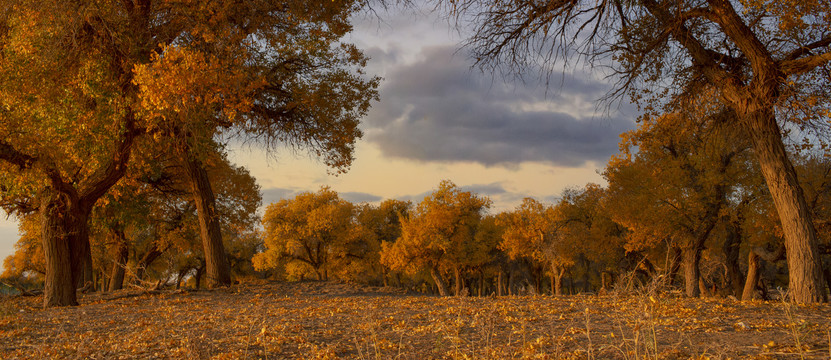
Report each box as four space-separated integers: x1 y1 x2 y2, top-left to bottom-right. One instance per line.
2 0 830 306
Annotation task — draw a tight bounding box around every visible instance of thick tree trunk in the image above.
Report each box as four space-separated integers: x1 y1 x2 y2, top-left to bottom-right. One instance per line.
430 266 449 296
682 247 702 298
743 109 825 303
183 153 232 288
41 193 93 307
41 197 76 307
108 228 129 291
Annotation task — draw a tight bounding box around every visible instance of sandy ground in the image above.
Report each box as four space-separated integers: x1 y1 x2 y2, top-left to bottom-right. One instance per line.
1 281 830 359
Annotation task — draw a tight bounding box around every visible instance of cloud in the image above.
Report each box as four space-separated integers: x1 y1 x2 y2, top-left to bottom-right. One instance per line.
461 182 508 196
260 187 300 206
363 45 637 167
341 192 383 203
261 187 382 206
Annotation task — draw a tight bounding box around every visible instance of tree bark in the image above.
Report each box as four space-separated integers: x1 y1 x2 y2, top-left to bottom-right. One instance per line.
742 109 826 303
553 265 565 296
108 228 129 291
453 265 462 296
723 219 744 297
41 196 77 307
430 266 449 296
667 246 682 287
194 258 206 289
742 251 760 301
478 269 484 297
682 246 702 298
497 271 503 296
182 151 232 288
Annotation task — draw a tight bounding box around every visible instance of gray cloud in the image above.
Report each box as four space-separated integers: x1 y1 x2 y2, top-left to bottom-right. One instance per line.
364 45 637 167
261 187 382 206
461 182 508 196
260 187 300 206
341 192 383 203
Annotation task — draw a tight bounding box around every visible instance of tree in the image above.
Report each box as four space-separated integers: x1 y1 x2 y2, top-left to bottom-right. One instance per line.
499 198 561 294
1 0 378 306
604 103 749 297
443 0 831 302
380 180 491 296
0 1 143 306
132 0 379 288
554 184 627 293
356 199 412 286
254 187 355 281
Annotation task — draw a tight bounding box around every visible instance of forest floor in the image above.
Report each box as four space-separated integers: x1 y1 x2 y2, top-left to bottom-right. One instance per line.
1 281 830 359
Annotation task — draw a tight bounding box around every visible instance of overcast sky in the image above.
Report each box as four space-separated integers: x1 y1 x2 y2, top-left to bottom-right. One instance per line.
0 6 638 270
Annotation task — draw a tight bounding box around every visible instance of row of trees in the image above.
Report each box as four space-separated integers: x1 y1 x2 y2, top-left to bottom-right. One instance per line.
4 113 831 301
251 122 831 300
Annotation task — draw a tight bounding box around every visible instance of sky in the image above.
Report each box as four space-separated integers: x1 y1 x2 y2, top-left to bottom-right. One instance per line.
0 6 638 271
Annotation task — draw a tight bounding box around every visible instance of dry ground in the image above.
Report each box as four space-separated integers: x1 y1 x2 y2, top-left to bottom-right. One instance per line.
1 281 830 359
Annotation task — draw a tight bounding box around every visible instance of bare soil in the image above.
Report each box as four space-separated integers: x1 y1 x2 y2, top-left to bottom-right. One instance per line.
1 281 830 359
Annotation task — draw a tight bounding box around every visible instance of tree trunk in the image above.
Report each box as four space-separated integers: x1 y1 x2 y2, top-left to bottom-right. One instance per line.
698 278 710 297
478 269 484 297
41 192 94 307
550 274 555 296
743 108 825 303
742 251 760 301
108 228 129 291
667 246 682 287
682 247 702 298
41 197 77 307
723 219 744 297
453 266 462 296
497 271 503 296
81 249 93 290
430 266 449 296
135 242 166 282
552 265 565 296
183 152 232 288
194 259 206 289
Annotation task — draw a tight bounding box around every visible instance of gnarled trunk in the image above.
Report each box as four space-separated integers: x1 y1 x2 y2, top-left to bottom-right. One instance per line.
183 152 232 288
430 266 449 296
